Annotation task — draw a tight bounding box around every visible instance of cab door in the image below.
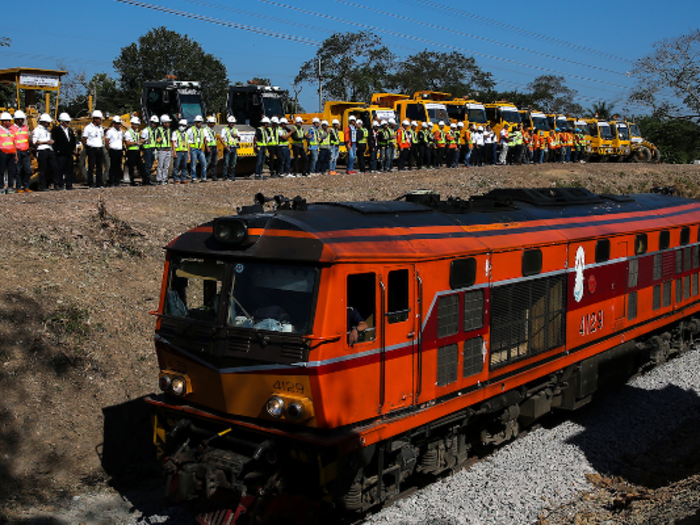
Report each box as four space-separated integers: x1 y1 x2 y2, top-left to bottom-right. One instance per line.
379 266 417 414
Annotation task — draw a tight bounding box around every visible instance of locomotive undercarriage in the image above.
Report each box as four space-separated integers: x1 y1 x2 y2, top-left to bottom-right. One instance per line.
154 315 700 522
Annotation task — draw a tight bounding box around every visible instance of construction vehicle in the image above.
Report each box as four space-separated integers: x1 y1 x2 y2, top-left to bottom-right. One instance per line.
546 114 569 132
519 109 550 136
141 79 206 125
444 98 488 128
582 118 614 162
628 121 661 163
484 101 521 136
608 119 632 161
371 92 448 129
0 67 67 124
568 117 593 160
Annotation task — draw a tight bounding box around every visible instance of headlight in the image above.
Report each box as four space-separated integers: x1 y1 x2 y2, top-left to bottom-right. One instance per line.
266 396 285 418
158 375 171 391
287 401 304 420
171 376 187 396
214 218 248 245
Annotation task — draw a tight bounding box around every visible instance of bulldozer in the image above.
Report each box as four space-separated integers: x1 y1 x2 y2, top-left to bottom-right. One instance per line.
627 121 660 163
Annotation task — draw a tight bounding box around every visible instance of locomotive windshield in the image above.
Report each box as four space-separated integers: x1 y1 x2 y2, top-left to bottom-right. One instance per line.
228 262 317 334
164 257 225 323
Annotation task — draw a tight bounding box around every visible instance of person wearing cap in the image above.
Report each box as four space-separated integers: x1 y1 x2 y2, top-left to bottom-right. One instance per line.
124 117 147 186
254 117 270 179
0 112 18 194
367 121 379 173
290 117 307 177
328 119 341 175
141 115 160 183
221 116 239 181
51 112 77 190
10 111 31 192
317 120 331 175
203 116 219 180
32 114 58 191
155 115 172 185
306 117 321 175
82 110 106 188
344 115 358 174
187 115 208 182
278 118 292 177
105 116 124 187
172 119 190 184
397 119 412 171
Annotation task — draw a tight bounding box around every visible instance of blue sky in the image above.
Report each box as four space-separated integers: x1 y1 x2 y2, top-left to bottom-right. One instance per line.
2 0 698 116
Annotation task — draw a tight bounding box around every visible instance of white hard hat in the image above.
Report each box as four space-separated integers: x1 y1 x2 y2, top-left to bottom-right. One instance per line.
280 117 288 124
0 112 12 120
421 122 429 128
477 126 484 131
402 119 410 126
13 110 26 119
160 114 171 123
438 121 445 126
332 119 340 125
381 119 388 125
194 115 203 122
207 116 216 123
178 119 188 126
131 116 141 125
321 119 328 126
92 110 104 119
150 115 160 123
411 120 417 126
39 113 52 123
388 118 396 125
59 112 71 122
112 116 121 124
270 116 279 124
457 122 464 127
356 119 363 125
372 120 379 127
348 115 356 121
295 116 303 123
261 116 271 124
227 115 236 123
312 117 320 123
450 123 457 128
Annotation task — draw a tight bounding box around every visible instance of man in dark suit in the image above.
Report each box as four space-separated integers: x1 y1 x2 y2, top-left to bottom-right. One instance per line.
51 112 77 189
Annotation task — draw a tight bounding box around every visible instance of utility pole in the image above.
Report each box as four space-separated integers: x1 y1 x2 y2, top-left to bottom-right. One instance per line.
317 57 322 113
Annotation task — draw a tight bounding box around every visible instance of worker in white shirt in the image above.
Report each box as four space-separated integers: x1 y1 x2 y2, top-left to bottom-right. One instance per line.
204 116 218 180
124 117 149 186
105 116 124 187
141 115 160 183
187 115 208 182
32 113 59 191
220 116 239 181
81 110 105 188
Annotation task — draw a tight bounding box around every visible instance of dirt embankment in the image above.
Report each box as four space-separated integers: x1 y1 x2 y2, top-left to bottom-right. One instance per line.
1 163 699 522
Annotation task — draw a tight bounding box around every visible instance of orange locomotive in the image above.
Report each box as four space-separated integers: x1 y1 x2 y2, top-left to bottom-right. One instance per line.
148 187 700 516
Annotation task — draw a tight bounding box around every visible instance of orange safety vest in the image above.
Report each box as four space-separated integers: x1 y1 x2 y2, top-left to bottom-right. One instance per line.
448 131 458 149
11 124 30 152
0 126 16 154
434 129 446 147
397 128 411 149
548 133 559 149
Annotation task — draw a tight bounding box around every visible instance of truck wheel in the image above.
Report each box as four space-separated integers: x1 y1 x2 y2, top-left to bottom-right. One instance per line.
631 146 652 163
651 148 661 163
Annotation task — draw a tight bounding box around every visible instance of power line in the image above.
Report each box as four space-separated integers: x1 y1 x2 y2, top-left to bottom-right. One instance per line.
333 0 627 76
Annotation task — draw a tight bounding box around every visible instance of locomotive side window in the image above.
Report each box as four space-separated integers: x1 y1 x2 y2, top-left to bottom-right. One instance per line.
659 230 670 250
635 234 647 255
681 227 690 245
387 269 409 324
463 290 484 331
450 258 476 289
164 257 224 323
595 239 610 263
347 273 376 342
522 249 542 276
437 295 459 338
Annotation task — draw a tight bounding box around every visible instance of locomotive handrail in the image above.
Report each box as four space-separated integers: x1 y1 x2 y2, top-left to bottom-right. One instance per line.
416 273 423 403
379 278 387 415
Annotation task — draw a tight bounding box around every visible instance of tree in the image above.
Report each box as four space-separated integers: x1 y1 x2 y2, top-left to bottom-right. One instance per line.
588 101 614 120
637 116 700 164
0 36 9 47
113 26 229 114
295 31 394 104
629 29 700 120
484 89 536 108
390 50 494 98
526 75 583 114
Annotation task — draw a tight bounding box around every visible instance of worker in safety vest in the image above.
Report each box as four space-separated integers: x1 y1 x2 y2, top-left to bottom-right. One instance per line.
397 119 412 171
317 120 331 175
254 116 270 179
385 118 396 172
377 120 390 172
447 123 459 168
221 116 239 181
1 112 18 194
328 119 341 175
155 115 172 185
547 129 559 163
531 132 540 164
356 119 368 173
278 117 292 177
187 115 208 182
290 116 307 177
124 116 147 186
172 119 190 184
306 117 321 175
408 121 418 169
416 122 429 170
368 121 379 173
344 115 358 174
11 111 31 192
141 115 160 184
463 124 474 167
434 121 446 168
266 116 281 177
204 116 219 180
